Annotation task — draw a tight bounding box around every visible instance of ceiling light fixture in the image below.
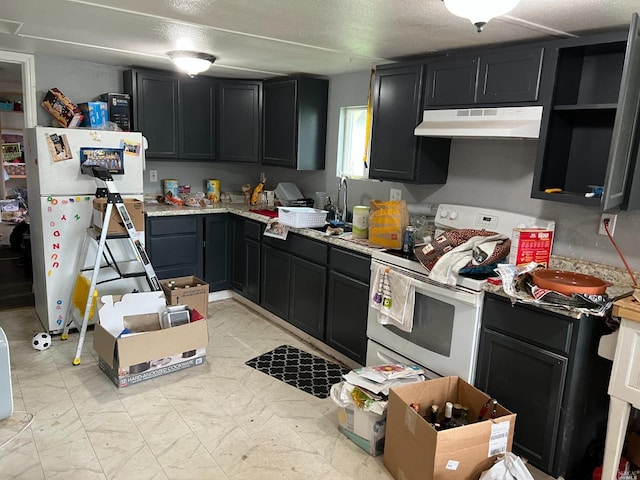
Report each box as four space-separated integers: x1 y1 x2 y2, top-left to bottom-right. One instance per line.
443 0 520 32
167 51 216 77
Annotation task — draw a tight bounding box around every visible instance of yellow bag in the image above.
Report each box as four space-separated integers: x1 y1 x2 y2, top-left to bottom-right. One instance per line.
368 199 409 249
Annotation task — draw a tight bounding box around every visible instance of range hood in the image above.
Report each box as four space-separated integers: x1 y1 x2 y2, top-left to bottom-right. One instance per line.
414 106 543 139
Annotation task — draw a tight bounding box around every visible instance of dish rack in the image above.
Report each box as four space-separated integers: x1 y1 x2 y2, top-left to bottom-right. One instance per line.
277 207 328 228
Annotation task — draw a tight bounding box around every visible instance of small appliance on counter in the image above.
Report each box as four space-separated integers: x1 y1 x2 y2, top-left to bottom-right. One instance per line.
274 182 314 207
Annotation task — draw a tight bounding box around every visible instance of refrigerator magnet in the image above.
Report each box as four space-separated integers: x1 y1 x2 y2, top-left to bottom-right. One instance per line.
120 139 141 156
46 133 73 162
79 147 124 174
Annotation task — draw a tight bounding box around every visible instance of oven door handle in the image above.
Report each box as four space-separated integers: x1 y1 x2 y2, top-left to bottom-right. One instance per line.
409 278 482 307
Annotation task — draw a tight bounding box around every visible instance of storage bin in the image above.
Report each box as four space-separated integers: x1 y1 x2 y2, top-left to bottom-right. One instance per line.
277 207 328 228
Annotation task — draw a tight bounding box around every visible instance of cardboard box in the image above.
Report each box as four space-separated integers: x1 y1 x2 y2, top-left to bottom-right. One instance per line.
78 101 108 128
41 88 84 128
92 198 144 234
93 292 209 388
384 377 516 480
338 405 386 456
508 228 554 267
161 276 209 319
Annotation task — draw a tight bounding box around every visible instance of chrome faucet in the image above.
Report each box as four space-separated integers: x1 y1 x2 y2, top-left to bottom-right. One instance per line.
338 176 348 222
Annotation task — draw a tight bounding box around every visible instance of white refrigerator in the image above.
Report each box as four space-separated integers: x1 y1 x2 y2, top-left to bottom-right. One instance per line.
24 127 146 333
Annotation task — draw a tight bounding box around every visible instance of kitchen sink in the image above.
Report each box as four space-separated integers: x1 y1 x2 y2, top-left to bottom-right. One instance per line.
312 222 352 233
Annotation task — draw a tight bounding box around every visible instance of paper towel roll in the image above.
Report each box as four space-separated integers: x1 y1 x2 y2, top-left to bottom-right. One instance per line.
407 203 438 216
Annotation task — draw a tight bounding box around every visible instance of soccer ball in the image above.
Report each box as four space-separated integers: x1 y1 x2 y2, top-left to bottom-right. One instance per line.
32 332 51 351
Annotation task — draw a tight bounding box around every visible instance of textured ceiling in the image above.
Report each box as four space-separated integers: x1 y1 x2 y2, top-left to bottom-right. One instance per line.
0 0 638 80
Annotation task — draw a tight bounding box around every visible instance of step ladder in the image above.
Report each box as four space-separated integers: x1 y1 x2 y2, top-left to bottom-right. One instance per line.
61 165 161 365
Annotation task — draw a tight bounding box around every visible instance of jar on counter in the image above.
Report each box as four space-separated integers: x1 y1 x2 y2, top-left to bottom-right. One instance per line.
352 205 370 239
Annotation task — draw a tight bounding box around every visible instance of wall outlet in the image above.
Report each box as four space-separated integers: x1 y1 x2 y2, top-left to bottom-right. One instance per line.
390 188 402 201
149 170 158 182
598 213 617 236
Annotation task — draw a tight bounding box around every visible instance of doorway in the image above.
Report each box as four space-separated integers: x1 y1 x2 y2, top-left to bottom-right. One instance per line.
0 51 36 309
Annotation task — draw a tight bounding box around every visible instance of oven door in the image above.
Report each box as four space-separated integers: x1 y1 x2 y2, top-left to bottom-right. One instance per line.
367 261 483 383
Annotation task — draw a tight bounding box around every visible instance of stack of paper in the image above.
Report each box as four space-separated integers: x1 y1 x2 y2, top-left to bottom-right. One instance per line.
343 364 426 397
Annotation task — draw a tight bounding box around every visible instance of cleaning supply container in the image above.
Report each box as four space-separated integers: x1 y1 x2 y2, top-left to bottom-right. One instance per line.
352 205 370 239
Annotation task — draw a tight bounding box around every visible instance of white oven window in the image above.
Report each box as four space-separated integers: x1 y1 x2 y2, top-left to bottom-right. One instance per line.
381 293 454 357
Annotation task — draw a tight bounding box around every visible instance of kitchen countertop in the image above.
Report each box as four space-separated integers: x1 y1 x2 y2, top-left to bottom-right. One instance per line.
144 202 382 256
145 201 638 319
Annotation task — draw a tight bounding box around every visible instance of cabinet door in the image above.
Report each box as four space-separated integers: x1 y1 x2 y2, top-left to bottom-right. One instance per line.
218 80 261 163
370 65 424 182
230 216 246 290
325 270 368 364
204 215 230 291
263 79 296 167
127 70 179 159
260 244 291 319
476 329 567 473
477 48 543 104
179 76 216 160
426 56 478 106
245 238 261 304
146 216 203 279
289 256 326 339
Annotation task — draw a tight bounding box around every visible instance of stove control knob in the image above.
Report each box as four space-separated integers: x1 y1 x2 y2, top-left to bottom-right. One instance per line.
440 209 449 218
449 211 458 220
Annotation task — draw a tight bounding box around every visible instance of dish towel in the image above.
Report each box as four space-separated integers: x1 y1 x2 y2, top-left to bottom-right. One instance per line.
428 233 508 285
370 263 415 332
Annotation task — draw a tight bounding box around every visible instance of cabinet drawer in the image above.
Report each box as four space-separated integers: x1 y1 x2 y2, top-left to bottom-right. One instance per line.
245 220 263 240
147 216 200 236
329 247 370 283
263 234 328 264
483 294 573 354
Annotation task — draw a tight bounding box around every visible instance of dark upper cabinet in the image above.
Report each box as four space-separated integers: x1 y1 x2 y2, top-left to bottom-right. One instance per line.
204 214 231 291
262 77 328 170
477 47 544 104
179 76 216 160
532 13 640 210
125 69 179 159
125 69 216 161
218 80 261 163
426 56 478 106
369 64 450 183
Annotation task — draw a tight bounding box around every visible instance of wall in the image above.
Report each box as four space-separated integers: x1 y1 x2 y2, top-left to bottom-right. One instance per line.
31 55 640 274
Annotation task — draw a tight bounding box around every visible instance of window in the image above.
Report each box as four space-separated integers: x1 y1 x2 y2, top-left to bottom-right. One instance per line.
337 106 369 179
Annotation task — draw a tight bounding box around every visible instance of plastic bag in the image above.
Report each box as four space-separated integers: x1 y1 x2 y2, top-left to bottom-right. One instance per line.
368 199 409 249
479 452 534 480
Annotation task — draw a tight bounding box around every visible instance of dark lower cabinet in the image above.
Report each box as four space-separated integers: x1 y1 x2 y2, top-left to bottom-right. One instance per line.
204 214 231 291
325 248 370 364
476 293 612 479
145 215 203 279
231 217 262 303
261 244 292 320
289 256 326 338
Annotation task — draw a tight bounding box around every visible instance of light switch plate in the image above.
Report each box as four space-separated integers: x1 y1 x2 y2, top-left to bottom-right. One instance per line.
149 170 158 182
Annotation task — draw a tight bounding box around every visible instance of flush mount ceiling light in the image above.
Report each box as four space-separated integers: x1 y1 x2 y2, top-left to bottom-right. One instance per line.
167 51 216 77
443 0 520 32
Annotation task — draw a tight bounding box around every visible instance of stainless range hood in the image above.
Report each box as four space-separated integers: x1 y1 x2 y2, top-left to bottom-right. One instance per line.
414 106 543 139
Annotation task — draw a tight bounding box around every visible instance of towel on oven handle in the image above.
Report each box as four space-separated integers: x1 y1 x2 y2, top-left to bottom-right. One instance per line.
370 264 415 332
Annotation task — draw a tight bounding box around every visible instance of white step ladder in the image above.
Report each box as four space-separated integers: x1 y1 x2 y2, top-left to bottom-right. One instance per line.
61 165 161 365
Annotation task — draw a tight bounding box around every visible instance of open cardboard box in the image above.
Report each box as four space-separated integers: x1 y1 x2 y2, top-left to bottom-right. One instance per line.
93 292 208 388
160 276 209 319
384 376 516 480
92 198 144 234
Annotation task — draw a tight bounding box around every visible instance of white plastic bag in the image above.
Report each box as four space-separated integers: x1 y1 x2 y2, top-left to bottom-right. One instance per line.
479 452 534 480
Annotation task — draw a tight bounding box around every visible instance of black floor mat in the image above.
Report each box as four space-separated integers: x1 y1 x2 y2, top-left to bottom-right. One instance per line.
245 345 349 399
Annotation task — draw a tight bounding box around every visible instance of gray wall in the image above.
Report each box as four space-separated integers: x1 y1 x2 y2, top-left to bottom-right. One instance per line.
32 56 640 273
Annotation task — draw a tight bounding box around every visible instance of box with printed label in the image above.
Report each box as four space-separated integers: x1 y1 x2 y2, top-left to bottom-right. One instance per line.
41 88 84 127
384 377 516 480
161 276 209 319
338 405 386 456
92 198 144 234
93 292 208 388
78 101 108 128
509 228 554 268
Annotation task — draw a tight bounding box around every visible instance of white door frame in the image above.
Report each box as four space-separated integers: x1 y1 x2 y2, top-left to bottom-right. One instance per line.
0 50 37 128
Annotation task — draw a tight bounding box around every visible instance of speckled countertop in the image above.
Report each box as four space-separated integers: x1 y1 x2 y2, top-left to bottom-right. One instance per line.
144 202 382 256
146 201 638 318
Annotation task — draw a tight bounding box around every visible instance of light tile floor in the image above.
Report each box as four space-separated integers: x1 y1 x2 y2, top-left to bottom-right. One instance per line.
0 299 554 479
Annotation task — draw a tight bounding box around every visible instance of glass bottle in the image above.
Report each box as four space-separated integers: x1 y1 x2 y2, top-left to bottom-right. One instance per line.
451 403 463 427
427 404 440 430
478 399 492 421
460 406 470 426
441 401 453 430
490 399 499 419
